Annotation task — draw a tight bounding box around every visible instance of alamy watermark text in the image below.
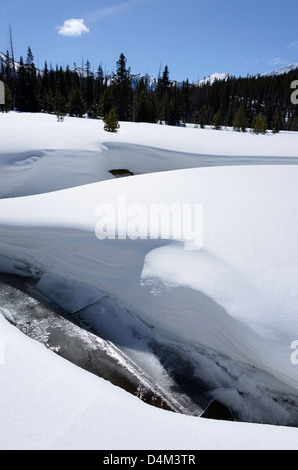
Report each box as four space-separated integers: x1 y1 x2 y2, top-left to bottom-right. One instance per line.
291 340 298 365
95 197 204 251
0 81 5 105
291 81 298 105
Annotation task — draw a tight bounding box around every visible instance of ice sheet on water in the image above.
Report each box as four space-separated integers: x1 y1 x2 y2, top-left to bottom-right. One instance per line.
36 273 105 313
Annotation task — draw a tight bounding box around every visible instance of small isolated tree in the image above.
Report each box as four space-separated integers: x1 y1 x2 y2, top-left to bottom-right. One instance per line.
104 107 120 133
56 110 65 122
252 113 267 134
233 105 247 132
212 110 222 130
68 86 86 118
272 111 281 134
199 106 206 129
193 110 200 128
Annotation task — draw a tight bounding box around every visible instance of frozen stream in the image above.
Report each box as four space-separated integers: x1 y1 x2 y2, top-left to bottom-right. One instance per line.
2 273 298 426
1 142 298 426
1 143 298 198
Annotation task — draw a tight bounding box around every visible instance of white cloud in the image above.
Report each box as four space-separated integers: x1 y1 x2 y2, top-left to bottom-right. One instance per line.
287 41 298 50
268 57 289 67
57 19 90 37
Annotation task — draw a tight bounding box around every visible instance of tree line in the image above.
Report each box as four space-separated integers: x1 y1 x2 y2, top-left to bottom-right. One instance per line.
1 47 298 133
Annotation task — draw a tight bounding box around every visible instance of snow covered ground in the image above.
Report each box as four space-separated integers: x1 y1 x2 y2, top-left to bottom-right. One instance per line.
1 112 298 198
3 313 298 451
1 112 298 449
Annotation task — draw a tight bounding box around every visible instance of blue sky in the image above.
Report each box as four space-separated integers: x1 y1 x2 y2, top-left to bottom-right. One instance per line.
0 0 298 82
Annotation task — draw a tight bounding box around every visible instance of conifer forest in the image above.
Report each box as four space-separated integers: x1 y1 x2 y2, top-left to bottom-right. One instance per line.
1 48 298 133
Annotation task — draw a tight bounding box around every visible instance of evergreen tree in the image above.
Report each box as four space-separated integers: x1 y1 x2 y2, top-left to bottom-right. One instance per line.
157 65 172 122
113 53 133 121
252 113 267 134
40 61 50 111
199 106 206 129
193 110 200 128
15 56 27 111
99 86 113 118
104 107 120 132
166 91 180 126
136 88 151 122
25 47 39 112
148 93 158 123
3 45 298 132
4 84 13 112
85 59 95 115
290 116 298 132
233 104 247 132
272 111 281 134
54 90 67 115
56 110 65 122
96 64 105 100
68 86 86 117
159 65 170 90
212 109 222 130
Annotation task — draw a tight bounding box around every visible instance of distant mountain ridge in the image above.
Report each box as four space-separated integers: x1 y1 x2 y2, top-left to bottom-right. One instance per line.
261 63 298 77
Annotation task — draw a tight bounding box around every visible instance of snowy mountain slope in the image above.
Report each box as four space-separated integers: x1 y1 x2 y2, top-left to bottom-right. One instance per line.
194 72 230 87
262 63 298 77
131 73 159 90
0 52 22 72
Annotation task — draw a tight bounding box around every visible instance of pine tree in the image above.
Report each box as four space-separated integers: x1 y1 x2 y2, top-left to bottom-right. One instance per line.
157 66 172 122
233 104 247 132
56 110 65 122
96 64 105 99
272 111 281 134
68 86 86 117
166 91 180 126
290 116 298 132
212 110 222 130
4 84 13 112
193 110 200 128
104 107 120 133
85 60 95 115
252 113 267 134
113 53 133 121
25 47 39 112
136 89 150 122
99 87 113 118
15 56 27 111
199 106 206 129
159 65 170 90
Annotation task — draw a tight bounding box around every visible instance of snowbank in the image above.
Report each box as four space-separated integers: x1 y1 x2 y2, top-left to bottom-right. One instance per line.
1 112 298 449
1 314 298 450
1 112 298 198
0 165 298 390
1 111 298 157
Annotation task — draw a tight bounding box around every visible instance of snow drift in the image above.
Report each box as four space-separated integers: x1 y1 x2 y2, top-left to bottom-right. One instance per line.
1 112 298 449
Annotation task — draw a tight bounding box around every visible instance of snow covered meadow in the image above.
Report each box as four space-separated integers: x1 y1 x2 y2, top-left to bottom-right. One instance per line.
1 112 298 449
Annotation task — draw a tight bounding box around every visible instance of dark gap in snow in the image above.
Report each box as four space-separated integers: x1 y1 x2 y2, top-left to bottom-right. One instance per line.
109 169 134 178
201 400 235 421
